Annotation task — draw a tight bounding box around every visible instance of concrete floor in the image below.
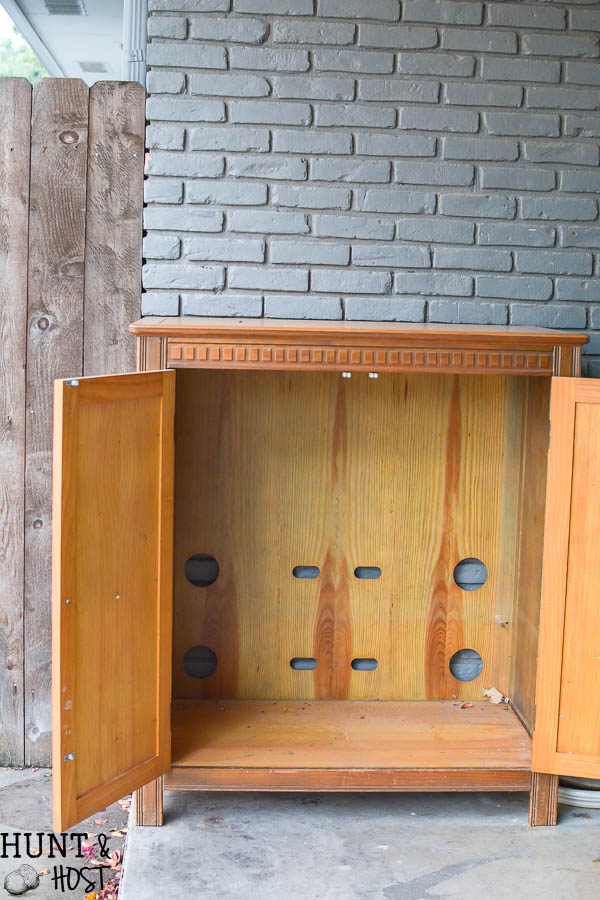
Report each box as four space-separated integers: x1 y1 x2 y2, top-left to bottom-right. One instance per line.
120 790 600 900
0 768 128 898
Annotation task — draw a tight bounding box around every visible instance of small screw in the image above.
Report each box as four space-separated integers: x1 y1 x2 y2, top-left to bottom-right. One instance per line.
65 598 71 605
368 372 379 379
341 371 352 379
115 593 120 600
64 753 75 761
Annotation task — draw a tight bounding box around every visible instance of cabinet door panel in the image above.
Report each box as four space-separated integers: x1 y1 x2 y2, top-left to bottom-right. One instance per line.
533 377 600 777
52 371 174 831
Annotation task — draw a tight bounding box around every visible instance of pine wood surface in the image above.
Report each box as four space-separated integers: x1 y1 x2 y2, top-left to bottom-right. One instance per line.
557 398 600 758
533 378 600 778
52 371 174 832
508 377 551 735
172 370 531 705
131 317 588 348
0 78 32 765
134 777 164 827
164 766 531 792
171 699 532 771
529 773 559 826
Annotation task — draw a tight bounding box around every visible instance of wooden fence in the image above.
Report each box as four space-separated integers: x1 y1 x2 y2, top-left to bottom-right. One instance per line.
0 78 145 766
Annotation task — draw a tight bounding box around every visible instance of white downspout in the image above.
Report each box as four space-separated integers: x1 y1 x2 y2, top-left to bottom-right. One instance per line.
122 0 147 87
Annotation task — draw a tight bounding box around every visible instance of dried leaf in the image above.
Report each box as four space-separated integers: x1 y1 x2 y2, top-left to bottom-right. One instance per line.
94 819 108 825
483 687 504 705
461 702 474 709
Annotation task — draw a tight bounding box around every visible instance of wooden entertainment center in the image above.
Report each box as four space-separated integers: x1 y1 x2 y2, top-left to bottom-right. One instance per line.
51 319 599 831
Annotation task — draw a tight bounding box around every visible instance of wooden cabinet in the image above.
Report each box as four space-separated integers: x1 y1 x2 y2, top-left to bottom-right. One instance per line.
51 319 596 831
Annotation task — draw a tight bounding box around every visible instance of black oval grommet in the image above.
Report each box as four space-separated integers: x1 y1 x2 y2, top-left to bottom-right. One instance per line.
290 657 317 670
185 554 220 587
182 645 218 679
449 648 483 682
351 658 378 671
354 566 381 580
453 558 487 591
293 565 320 579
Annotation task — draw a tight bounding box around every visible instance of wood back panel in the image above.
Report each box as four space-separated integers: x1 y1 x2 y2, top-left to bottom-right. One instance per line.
172 370 528 703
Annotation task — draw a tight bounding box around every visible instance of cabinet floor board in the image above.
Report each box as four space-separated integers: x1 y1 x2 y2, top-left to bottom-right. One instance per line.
171 699 531 772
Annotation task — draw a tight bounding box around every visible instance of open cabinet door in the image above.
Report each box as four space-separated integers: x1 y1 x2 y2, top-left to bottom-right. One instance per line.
533 377 600 779
52 371 175 832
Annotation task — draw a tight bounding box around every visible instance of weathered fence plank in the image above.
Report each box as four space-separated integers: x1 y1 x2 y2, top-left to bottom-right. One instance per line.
24 79 89 765
84 81 144 376
0 78 32 766
0 76 144 766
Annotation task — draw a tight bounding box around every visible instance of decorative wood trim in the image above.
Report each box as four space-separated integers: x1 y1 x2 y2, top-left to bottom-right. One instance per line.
137 336 167 372
166 342 555 375
134 777 164 827
164 767 531 793
130 317 588 350
130 318 587 376
529 773 558 826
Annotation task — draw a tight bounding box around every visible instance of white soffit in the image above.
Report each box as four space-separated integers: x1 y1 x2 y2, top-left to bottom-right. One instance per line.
2 0 123 84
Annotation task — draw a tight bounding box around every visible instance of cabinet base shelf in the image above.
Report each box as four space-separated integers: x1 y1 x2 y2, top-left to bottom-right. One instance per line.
169 699 532 791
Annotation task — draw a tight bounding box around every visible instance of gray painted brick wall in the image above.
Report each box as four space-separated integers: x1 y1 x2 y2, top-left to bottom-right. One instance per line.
144 0 600 374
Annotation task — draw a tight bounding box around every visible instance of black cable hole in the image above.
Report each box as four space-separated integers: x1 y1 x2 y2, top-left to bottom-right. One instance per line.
182 645 217 679
351 658 378 671
185 553 220 587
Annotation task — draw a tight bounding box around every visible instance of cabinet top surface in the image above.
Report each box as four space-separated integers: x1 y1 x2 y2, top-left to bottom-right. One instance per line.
130 317 587 349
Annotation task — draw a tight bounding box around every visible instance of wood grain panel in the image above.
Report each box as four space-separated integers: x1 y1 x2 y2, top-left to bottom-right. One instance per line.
172 371 522 703
171 699 532 771
52 371 174 832
556 400 600 757
529 773 559 826
165 766 531 792
25 79 89 766
510 378 550 734
131 316 588 351
84 81 144 376
0 78 32 765
492 377 527 699
532 378 600 779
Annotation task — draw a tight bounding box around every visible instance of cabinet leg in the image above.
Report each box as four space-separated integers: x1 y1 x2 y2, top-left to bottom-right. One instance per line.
529 773 559 826
134 777 164 826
